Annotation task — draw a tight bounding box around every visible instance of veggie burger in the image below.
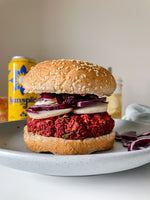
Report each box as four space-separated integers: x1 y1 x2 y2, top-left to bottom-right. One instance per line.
22 59 116 155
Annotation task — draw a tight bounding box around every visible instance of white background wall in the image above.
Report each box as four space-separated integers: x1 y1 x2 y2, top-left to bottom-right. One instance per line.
0 0 150 113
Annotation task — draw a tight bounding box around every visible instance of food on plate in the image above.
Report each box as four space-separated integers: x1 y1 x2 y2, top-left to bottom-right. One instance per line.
115 131 150 151
22 59 116 155
0 97 8 122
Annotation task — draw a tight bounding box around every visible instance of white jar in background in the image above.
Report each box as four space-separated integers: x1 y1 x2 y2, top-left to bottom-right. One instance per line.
107 67 123 119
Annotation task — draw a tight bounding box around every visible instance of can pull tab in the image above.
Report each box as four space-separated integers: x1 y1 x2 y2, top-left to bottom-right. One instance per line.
11 56 36 61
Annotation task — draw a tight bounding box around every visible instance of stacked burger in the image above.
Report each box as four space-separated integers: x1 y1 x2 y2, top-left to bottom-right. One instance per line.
22 59 116 155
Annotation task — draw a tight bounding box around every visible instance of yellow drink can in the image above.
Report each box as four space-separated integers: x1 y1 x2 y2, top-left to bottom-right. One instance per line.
8 56 38 121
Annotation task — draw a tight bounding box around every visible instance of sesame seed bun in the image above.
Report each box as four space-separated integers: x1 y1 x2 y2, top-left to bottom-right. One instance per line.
24 125 115 155
22 59 116 97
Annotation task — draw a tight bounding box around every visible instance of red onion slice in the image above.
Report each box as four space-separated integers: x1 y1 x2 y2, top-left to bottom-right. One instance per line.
115 131 150 151
115 131 137 141
77 97 107 107
40 93 55 99
26 103 68 113
128 138 150 151
35 98 55 102
138 132 150 137
35 94 55 102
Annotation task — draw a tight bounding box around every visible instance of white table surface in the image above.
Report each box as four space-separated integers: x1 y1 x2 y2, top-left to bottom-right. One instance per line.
0 163 150 200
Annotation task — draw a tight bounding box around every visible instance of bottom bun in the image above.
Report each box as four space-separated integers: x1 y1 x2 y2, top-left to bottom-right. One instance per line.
24 126 115 155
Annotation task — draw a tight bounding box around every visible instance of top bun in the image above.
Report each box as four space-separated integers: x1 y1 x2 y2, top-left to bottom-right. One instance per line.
22 59 116 97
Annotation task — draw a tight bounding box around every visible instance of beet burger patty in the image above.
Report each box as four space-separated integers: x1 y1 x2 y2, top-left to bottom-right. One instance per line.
22 59 116 155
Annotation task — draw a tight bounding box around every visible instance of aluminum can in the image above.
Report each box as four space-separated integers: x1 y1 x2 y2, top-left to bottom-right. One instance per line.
8 56 38 121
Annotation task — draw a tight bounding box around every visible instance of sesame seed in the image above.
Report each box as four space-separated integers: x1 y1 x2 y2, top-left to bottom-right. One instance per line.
81 86 86 92
72 82 76 87
96 71 99 76
76 80 81 83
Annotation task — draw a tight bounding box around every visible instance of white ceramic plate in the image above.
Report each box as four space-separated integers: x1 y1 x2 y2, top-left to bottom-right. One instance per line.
0 119 150 176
